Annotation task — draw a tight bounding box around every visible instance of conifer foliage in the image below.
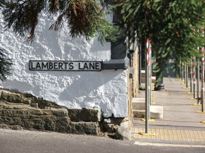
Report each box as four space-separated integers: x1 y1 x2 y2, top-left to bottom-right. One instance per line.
0 0 113 40
0 48 12 81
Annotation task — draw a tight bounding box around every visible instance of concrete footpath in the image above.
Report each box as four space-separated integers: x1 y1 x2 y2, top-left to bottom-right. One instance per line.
133 77 205 145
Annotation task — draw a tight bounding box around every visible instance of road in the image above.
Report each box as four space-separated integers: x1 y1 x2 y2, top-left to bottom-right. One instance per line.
0 129 204 153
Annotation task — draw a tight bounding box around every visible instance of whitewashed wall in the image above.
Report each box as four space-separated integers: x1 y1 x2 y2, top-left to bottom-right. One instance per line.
0 12 128 117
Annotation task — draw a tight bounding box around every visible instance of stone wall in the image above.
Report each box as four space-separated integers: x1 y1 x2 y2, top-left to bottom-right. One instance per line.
127 42 140 118
0 89 131 139
132 46 140 97
0 89 101 135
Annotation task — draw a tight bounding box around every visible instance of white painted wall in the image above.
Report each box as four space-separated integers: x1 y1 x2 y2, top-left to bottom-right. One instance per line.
0 12 128 117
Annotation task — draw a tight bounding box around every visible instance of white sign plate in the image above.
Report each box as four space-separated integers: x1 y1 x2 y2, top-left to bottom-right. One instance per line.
29 60 102 71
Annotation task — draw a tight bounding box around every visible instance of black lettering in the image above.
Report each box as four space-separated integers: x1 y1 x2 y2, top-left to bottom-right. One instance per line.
78 63 83 70
83 63 89 70
29 61 102 71
69 62 74 70
36 62 41 70
49 62 54 70
54 62 58 70
41 62 49 70
29 61 35 70
64 62 68 70
58 62 64 70
89 62 95 70
95 62 101 70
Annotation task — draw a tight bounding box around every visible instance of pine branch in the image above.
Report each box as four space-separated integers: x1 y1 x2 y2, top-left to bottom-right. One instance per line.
0 0 115 41
2 0 45 40
0 48 12 81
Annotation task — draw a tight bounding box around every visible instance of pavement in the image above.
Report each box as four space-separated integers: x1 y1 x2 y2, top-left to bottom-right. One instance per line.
133 77 205 145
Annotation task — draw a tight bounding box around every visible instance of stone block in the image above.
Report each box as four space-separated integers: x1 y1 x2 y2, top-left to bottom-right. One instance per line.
50 108 68 116
0 91 23 104
133 110 145 118
67 108 101 122
69 122 100 135
132 97 145 110
55 117 71 133
30 97 61 109
150 105 163 119
133 105 163 119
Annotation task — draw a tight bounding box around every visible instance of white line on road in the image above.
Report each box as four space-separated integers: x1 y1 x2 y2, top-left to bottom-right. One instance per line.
134 141 205 148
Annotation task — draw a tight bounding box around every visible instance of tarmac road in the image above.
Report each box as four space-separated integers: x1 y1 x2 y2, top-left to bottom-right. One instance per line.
0 129 204 153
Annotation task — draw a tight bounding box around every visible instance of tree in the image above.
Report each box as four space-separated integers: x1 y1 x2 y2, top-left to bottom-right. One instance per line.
0 48 12 81
0 0 115 40
121 0 205 90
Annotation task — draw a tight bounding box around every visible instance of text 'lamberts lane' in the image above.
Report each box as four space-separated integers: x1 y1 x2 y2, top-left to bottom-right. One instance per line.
29 60 102 71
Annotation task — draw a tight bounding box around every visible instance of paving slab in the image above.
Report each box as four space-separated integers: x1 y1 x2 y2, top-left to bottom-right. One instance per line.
133 77 205 144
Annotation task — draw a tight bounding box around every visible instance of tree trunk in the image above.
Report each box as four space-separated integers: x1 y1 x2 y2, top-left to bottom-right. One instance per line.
154 50 165 90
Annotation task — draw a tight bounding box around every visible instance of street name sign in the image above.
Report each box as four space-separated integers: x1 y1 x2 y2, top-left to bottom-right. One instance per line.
29 60 102 71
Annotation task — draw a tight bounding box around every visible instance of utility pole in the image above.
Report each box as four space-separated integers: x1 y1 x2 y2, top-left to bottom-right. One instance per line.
145 39 152 133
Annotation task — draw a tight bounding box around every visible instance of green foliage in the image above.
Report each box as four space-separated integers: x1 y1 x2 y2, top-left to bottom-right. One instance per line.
121 0 205 87
1 0 45 39
0 48 12 81
121 0 205 62
0 0 115 41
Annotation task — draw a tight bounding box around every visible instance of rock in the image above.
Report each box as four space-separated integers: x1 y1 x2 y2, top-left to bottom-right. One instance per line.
0 89 62 109
0 123 9 129
55 117 71 133
69 122 100 135
50 108 68 116
117 119 133 140
67 108 101 122
31 97 61 109
0 91 23 104
0 124 23 130
44 117 56 131
30 102 38 108
100 122 118 133
10 125 24 130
